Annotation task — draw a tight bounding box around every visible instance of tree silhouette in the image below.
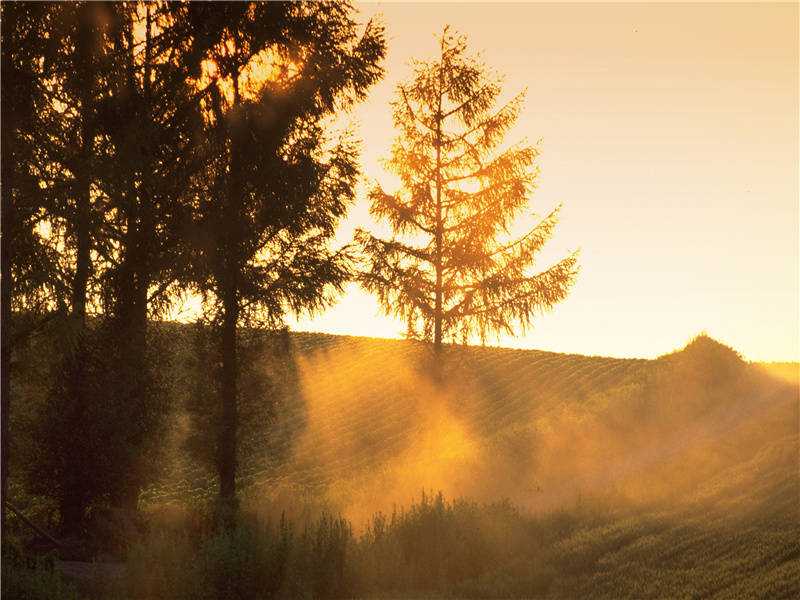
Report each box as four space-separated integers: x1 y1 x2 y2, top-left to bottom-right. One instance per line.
94 2 210 512
3 2 214 532
2 0 385 532
357 28 579 361
185 2 385 509
0 2 116 536
0 0 63 539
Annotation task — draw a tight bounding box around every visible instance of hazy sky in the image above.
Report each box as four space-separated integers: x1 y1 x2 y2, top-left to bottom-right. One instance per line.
292 2 799 362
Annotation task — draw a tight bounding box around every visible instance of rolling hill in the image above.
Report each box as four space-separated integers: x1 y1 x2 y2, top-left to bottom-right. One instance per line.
142 330 797 522
9 323 798 598
137 328 798 598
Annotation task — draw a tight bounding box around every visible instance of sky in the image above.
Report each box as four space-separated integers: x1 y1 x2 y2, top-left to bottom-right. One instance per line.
289 2 799 362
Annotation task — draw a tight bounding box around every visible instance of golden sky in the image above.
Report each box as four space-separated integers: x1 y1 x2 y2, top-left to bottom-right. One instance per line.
289 2 799 362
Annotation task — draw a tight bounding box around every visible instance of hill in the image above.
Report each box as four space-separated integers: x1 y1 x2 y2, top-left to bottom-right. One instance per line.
8 324 798 598
141 330 797 520
143 328 798 598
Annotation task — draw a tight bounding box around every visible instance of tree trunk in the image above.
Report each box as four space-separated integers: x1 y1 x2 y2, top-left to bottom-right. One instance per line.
218 72 242 513
433 57 445 380
112 184 148 513
59 4 96 535
0 8 14 538
219 286 239 503
111 8 151 514
72 6 95 320
1 160 11 543
59 489 87 538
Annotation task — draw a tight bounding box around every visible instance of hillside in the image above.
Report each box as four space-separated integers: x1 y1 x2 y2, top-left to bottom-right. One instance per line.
135 328 798 598
141 329 798 522
8 324 799 598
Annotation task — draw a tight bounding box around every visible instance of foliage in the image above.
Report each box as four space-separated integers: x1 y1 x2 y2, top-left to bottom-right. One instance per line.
184 325 301 481
357 27 579 349
184 0 386 502
122 515 337 600
0 3 67 315
1 0 66 537
24 318 114 524
2 0 387 528
2 1 210 529
353 491 555 598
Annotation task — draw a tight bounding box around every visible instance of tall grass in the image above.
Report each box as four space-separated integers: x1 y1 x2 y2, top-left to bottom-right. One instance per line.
354 491 555 598
6 484 797 599
115 492 565 600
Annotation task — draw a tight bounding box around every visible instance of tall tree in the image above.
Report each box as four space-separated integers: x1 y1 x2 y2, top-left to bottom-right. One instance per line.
0 1 100 536
7 2 120 533
357 28 579 362
9 1 210 531
187 2 385 508
95 2 209 511
0 0 61 539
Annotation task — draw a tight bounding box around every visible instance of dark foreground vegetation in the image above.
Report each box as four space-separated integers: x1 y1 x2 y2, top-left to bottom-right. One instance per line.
4 327 799 599
6 483 799 600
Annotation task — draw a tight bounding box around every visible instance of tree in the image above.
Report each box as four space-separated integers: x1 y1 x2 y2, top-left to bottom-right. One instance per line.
0 1 90 536
357 28 579 362
93 2 209 511
186 2 385 508
5 1 211 532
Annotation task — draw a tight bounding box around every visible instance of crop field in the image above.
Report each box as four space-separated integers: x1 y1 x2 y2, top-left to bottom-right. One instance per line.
125 329 799 598
7 327 799 598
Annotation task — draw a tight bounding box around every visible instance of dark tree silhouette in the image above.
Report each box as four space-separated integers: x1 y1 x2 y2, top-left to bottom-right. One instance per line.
0 2 94 535
94 2 211 512
4 2 213 532
357 28 579 362
186 2 385 508
49 2 112 534
2 0 385 533
0 1 61 539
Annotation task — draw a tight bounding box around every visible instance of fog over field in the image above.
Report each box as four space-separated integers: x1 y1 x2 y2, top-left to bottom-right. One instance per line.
142 331 798 527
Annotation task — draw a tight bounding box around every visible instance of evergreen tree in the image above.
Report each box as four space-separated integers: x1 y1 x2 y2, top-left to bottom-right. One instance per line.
5 2 211 531
94 2 209 511
0 2 109 535
0 0 62 539
357 28 579 360
186 2 385 508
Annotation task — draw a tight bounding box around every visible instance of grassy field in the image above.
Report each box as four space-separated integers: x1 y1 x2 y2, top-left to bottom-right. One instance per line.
5 327 799 598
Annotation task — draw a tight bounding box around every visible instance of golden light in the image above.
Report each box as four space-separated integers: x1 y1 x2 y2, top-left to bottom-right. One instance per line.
192 40 304 114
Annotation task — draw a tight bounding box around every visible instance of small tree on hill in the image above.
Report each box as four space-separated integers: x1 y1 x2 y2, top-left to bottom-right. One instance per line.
357 27 579 361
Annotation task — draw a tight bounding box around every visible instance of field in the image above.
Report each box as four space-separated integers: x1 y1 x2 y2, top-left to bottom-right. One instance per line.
5 327 799 598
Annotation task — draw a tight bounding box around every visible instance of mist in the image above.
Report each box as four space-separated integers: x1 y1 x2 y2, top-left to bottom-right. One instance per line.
241 333 798 527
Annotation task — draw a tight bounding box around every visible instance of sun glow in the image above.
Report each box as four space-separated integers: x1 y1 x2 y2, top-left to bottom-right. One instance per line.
193 41 304 112
294 2 798 362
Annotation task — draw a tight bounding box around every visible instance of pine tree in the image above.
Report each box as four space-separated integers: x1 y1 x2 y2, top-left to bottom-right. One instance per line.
95 2 209 511
186 2 386 509
0 0 61 539
357 27 579 360
5 2 211 531
0 1 110 535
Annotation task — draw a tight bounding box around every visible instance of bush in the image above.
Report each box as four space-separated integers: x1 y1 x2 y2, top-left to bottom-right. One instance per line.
352 491 557 598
